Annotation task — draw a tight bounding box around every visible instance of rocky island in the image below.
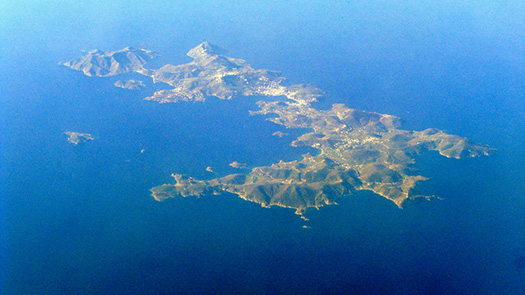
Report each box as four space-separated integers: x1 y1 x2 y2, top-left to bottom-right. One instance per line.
114 79 145 90
59 47 157 77
62 42 492 214
229 161 248 169
63 131 94 145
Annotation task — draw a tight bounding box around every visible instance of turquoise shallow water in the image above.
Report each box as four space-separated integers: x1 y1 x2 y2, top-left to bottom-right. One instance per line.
1 1 524 294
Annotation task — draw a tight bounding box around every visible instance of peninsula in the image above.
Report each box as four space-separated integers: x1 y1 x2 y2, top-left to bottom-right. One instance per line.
62 42 492 214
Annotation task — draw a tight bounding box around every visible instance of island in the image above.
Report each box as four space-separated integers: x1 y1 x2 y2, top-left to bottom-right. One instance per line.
272 131 289 138
59 47 157 77
229 161 248 169
63 131 94 145
62 42 492 215
114 79 145 90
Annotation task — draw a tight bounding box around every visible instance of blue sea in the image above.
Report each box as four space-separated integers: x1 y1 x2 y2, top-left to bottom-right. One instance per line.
1 1 524 294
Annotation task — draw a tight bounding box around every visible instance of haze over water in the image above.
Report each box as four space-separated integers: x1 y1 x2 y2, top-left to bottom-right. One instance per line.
1 1 524 294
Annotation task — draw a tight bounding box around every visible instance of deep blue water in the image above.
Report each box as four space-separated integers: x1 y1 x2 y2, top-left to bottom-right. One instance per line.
1 1 524 294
